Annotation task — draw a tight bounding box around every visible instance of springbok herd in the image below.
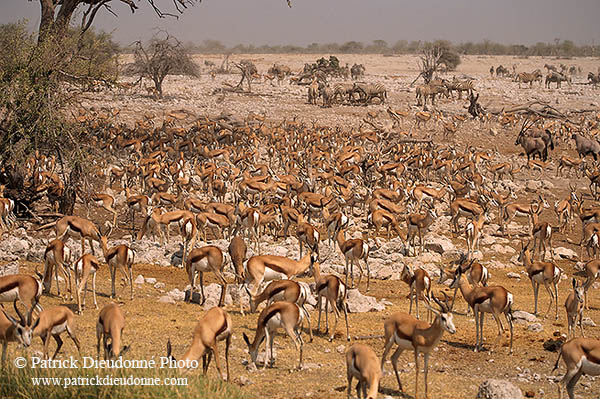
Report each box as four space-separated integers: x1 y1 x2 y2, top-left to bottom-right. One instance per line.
1 56 600 399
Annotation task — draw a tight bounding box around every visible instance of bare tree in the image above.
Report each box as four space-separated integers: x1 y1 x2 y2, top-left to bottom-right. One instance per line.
129 31 199 98
415 45 443 85
232 60 258 92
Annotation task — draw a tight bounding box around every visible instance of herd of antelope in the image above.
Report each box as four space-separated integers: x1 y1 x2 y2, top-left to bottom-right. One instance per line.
1 72 600 399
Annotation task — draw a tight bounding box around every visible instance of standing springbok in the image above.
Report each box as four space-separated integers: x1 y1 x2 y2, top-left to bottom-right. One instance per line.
96 303 130 360
242 301 305 370
228 235 247 284
552 337 600 399
465 211 487 256
406 205 436 256
565 278 585 339
400 265 431 321
380 293 456 398
39 239 72 299
518 240 562 319
450 267 514 353
99 230 135 300
582 259 599 309
438 253 489 315
312 259 349 342
335 228 370 291
73 253 101 314
186 246 227 306
346 343 381 399
166 307 232 380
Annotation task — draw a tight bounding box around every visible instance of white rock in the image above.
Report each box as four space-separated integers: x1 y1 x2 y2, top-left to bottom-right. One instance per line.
134 275 145 284
154 282 166 289
158 295 176 304
424 236 456 254
346 289 385 313
476 379 524 399
512 311 537 323
506 272 521 279
528 323 543 332
145 277 157 284
582 317 596 327
553 247 578 260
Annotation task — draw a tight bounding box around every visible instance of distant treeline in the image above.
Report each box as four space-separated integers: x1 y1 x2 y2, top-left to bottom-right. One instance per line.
185 39 599 58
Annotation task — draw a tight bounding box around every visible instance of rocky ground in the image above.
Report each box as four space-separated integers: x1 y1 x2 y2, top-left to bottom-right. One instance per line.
2 54 600 398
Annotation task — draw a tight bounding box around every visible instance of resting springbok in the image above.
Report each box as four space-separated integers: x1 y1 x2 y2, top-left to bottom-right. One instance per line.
96 303 130 360
243 301 306 370
552 337 600 399
400 265 431 321
518 240 562 319
565 278 585 339
346 343 381 399
380 293 456 398
166 307 232 380
450 267 514 353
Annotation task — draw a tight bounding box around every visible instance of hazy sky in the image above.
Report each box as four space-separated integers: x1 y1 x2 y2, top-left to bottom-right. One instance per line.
2 0 600 46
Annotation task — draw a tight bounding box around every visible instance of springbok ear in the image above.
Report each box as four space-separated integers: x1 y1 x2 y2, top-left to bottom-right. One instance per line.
121 345 131 357
572 278 576 288
242 333 251 347
166 338 172 358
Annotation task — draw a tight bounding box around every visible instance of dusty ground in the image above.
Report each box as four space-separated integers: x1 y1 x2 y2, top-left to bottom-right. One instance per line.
5 54 600 398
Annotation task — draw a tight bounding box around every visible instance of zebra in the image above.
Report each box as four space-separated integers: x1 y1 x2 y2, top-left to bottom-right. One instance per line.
416 83 447 106
332 83 355 104
350 64 365 80
496 65 509 77
352 82 387 104
318 81 334 108
545 72 571 89
447 78 474 99
588 72 600 88
517 70 543 88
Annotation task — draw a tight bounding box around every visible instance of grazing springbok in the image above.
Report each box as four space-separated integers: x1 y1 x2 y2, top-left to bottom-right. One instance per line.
166 307 232 380
450 267 514 353
3 300 81 360
518 241 562 319
400 265 431 321
242 301 305 370
552 337 600 399
565 278 585 339
55 215 103 255
0 274 43 314
346 344 381 399
249 279 313 342
380 293 456 398
241 252 316 315
96 303 130 360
